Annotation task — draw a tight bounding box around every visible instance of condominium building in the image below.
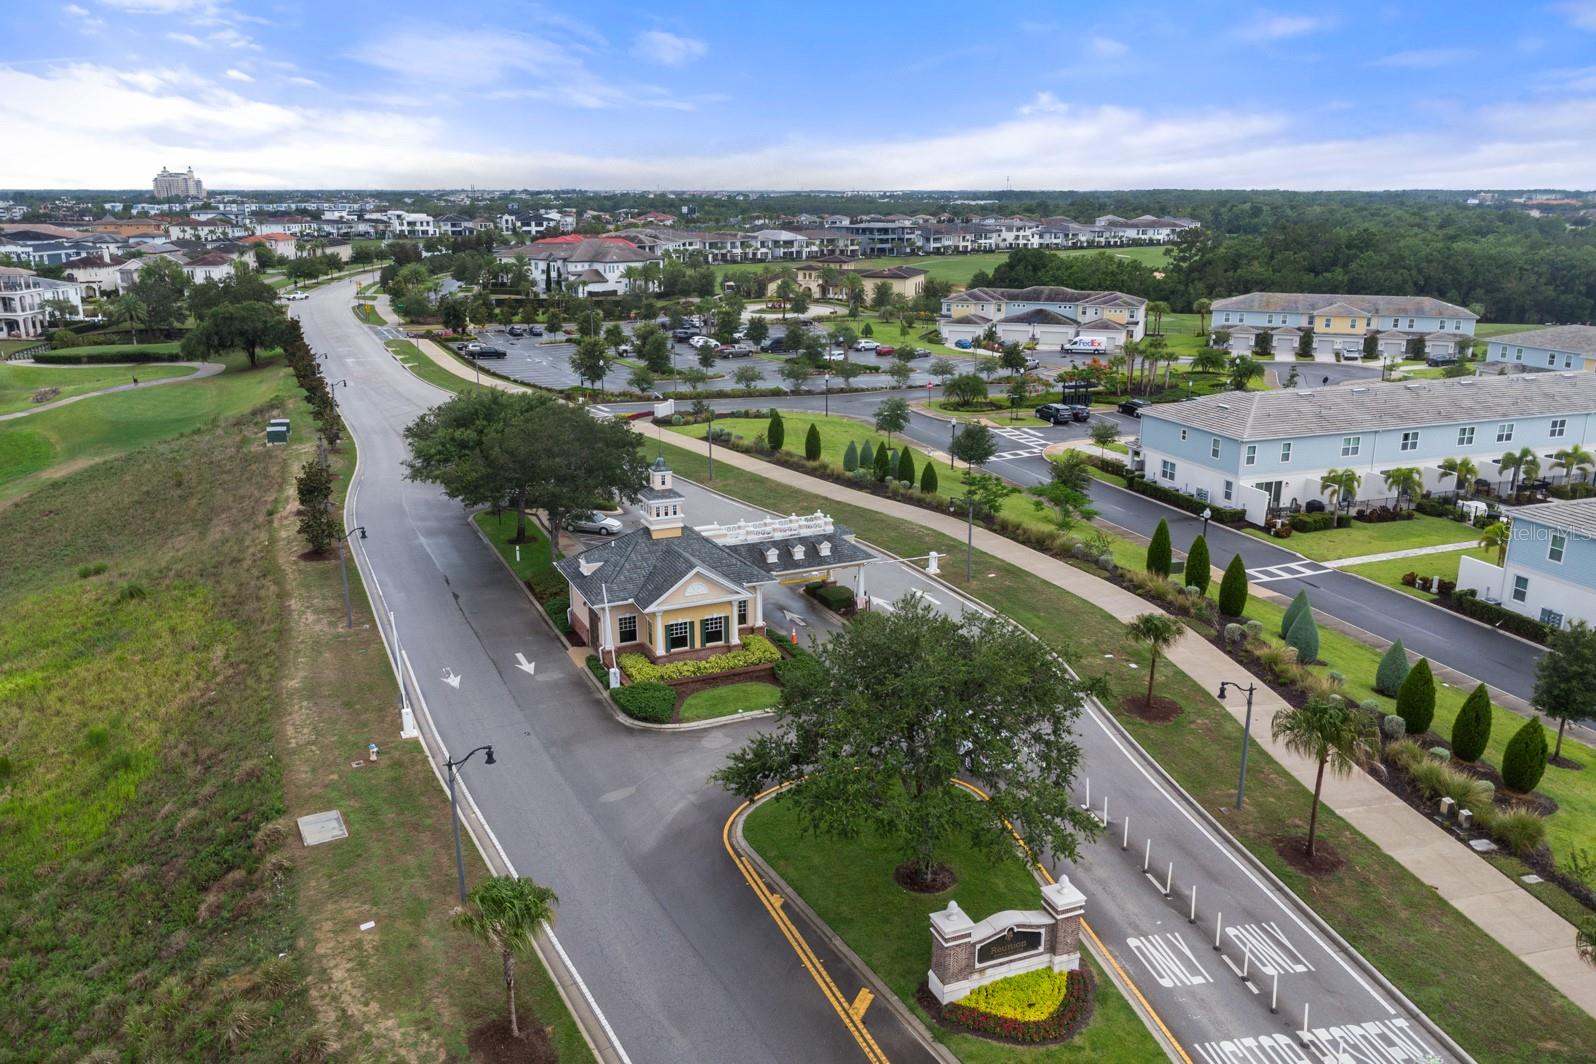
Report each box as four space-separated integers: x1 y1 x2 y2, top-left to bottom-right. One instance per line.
1211 293 1477 363
1457 498 1596 630
152 166 205 200
939 286 1147 349
0 266 48 340
1483 325 1596 373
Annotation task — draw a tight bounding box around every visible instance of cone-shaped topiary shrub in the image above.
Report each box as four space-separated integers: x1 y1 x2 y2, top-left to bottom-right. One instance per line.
1501 716 1549 794
1218 553 1248 617
1375 639 1411 697
842 440 859 471
897 447 916 485
804 422 821 461
1396 658 1436 737
920 462 938 493
1285 605 1320 664
1450 683 1493 764
1146 519 1172 578
1185 535 1211 594
1280 590 1310 639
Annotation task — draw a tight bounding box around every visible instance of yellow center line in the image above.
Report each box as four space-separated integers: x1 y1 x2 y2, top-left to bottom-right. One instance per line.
723 786 891 1064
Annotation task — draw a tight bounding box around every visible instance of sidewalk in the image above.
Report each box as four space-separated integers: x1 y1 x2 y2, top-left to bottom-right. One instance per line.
651 427 1596 1018
1326 541 1480 568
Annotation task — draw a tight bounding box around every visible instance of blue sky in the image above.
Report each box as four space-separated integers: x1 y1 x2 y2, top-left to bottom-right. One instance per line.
3 0 1596 189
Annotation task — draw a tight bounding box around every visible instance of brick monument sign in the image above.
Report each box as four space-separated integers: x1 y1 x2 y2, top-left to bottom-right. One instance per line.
927 877 1087 1005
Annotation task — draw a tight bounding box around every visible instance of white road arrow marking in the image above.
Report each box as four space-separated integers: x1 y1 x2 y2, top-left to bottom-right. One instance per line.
441 668 462 689
514 653 536 675
781 610 808 627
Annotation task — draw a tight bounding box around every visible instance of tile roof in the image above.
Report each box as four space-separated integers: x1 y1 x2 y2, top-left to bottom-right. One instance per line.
947 285 1146 307
1211 292 1476 319
555 526 772 608
999 308 1078 325
1141 371 1596 441
859 266 927 279
1509 498 1596 538
1485 324 1596 357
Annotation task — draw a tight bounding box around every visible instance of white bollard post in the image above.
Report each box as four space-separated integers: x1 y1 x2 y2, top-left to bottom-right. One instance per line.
1102 795 1108 824
1189 884 1197 925
1300 1002 1310 1044
1271 971 1279 1014
1241 945 1251 981
1214 912 1224 952
1164 862 1173 898
1143 837 1151 872
1122 816 1129 851
1083 778 1090 810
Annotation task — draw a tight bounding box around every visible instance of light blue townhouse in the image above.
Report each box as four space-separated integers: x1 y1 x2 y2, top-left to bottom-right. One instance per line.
1483 324 1596 373
1133 372 1596 525
1458 499 1596 630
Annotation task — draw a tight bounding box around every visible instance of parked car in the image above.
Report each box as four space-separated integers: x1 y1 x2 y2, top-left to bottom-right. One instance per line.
1425 354 1459 367
672 328 695 342
460 341 485 354
1064 337 1106 354
760 336 787 353
954 339 974 350
689 335 718 349
507 325 525 337
900 346 931 359
823 350 848 361
472 345 508 358
853 339 880 351
721 343 754 357
874 344 897 356
567 511 623 536
529 324 544 336
1023 356 1041 371
1118 398 1151 417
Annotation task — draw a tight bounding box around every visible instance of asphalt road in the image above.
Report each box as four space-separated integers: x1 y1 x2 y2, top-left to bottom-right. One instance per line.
613 387 1546 704
305 282 1461 1063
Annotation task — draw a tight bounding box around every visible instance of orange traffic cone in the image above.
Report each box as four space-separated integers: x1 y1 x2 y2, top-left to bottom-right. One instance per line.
790 626 798 645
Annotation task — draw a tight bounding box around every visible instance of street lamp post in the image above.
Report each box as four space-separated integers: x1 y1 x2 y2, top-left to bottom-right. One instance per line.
445 745 496 902
1201 506 1212 539
335 525 367 628
1217 681 1257 809
824 373 831 417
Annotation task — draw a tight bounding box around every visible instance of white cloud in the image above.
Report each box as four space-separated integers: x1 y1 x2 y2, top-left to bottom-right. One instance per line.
224 68 253 82
286 75 320 88
631 30 707 67
1232 12 1335 42
99 0 221 12
63 3 91 15
1370 48 1474 69
1556 2 1596 30
166 32 205 46
1089 36 1128 58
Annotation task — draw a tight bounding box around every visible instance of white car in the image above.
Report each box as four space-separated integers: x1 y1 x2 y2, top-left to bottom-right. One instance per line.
689 335 718 349
284 291 309 301
853 339 880 351
824 350 848 361
567 511 623 535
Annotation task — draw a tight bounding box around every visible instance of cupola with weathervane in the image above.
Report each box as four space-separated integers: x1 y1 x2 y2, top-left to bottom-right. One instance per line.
641 455 685 539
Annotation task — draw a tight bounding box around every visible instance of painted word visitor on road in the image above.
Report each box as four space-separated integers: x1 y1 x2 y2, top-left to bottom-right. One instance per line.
1194 1018 1438 1064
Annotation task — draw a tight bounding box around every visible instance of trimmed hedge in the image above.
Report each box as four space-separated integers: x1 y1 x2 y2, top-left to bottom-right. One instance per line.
1279 590 1311 639
1451 591 1553 644
918 964 1094 1045
612 681 675 723
1451 682 1493 763
1145 519 1172 578
1374 640 1410 696
1289 512 1337 533
1125 476 1246 523
1502 716 1549 794
1396 658 1436 737
1185 534 1211 594
1217 553 1249 617
809 583 856 613
32 345 185 364
619 633 782 682
1285 606 1320 664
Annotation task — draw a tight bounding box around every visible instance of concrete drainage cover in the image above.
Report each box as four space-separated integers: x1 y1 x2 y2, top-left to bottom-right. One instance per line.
1467 838 1498 853
298 809 349 847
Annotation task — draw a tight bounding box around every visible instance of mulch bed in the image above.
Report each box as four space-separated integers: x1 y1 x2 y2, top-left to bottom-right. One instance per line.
467 1016 557 1064
1117 693 1183 723
1272 835 1345 876
917 963 1096 1045
1397 733 1561 816
1549 755 1584 772
894 862 956 894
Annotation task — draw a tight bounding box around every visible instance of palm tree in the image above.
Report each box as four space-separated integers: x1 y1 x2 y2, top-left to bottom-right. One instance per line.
1477 520 1510 565
1438 456 1480 497
1271 697 1378 859
1227 354 1263 392
1190 347 1228 376
1127 613 1183 710
1193 297 1212 335
1498 446 1536 494
1319 468 1361 526
1146 300 1170 336
1381 466 1423 511
453 875 560 1040
1552 444 1595 485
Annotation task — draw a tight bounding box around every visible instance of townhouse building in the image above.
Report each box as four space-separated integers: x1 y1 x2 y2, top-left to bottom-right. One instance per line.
496 236 660 295
0 266 47 340
1457 498 1596 631
241 232 299 260
61 255 131 298
1210 292 1477 363
1135 372 1596 524
939 285 1147 349
1483 325 1596 373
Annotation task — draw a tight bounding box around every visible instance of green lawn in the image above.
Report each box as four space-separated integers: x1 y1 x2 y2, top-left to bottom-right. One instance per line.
385 339 496 397
354 302 385 325
652 433 1596 1062
472 509 560 586
0 337 40 356
1474 323 1539 339
0 353 296 501
723 247 1171 291
1342 546 1495 599
1244 512 1479 561
679 681 780 722
43 341 183 357
743 798 1160 1063
0 362 193 415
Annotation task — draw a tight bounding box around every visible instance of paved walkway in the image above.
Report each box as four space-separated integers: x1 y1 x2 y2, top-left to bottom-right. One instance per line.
652 428 1596 1018
0 361 219 422
400 301 1596 1015
1325 541 1480 568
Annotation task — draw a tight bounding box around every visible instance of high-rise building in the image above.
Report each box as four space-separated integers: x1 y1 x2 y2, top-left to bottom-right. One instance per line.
152 166 205 200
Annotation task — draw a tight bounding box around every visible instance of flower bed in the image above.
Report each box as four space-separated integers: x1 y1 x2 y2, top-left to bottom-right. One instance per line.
618 633 783 682
917 964 1095 1044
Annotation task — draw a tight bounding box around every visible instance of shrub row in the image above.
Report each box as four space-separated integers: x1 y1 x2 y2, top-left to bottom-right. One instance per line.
611 681 675 723
1352 506 1415 524
1080 452 1133 479
32 346 186 364
1451 590 1553 645
918 965 1094 1045
1123 476 1246 524
618 633 782 682
807 583 856 613
1288 511 1338 533
1385 739 1547 856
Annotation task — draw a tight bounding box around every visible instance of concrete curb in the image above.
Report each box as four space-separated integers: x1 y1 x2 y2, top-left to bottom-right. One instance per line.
464 508 777 734
730 793 960 1064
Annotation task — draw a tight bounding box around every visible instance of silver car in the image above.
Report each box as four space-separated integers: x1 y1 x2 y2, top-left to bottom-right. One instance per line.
568 511 623 536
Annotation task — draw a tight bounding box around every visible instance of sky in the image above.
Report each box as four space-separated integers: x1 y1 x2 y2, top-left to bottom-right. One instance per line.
3 0 1596 191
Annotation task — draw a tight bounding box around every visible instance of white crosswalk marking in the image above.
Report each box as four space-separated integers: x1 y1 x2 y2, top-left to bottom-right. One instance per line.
1245 561 1334 583
987 425 1050 460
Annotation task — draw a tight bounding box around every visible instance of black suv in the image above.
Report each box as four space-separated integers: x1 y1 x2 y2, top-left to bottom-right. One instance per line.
1034 403 1090 424
760 335 788 352
1118 398 1151 417
471 345 508 358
